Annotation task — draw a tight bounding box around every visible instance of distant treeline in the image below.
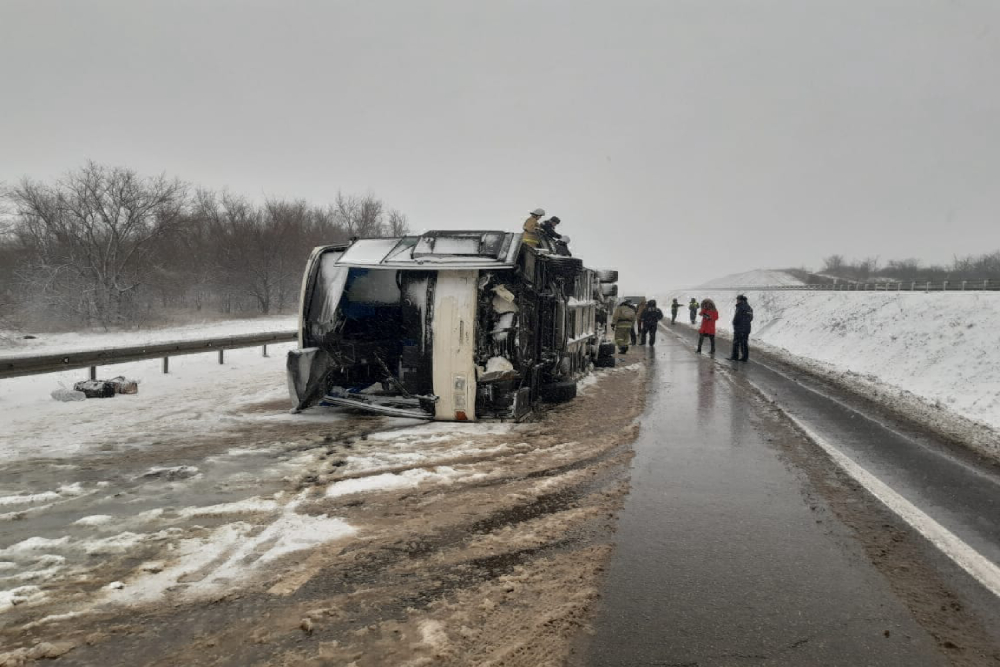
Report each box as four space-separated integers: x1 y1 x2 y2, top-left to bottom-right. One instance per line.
0 162 409 331
816 252 1000 284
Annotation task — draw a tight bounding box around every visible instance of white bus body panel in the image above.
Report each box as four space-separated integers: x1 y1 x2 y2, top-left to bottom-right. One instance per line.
431 270 479 421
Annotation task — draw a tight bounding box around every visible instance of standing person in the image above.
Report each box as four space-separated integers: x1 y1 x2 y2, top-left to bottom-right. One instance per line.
522 208 545 247
540 216 562 241
670 298 680 324
639 300 665 346
730 294 754 362
688 298 699 324
612 299 638 354
696 298 718 354
631 298 646 346
541 216 572 255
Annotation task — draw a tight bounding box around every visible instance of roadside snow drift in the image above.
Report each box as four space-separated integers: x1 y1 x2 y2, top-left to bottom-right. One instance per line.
665 281 1000 458
696 269 806 289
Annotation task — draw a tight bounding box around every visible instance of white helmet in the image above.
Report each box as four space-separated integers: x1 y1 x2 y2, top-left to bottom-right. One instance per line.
529 208 545 217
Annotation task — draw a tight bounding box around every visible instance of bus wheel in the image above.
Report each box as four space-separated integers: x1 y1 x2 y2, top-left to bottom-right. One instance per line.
540 380 577 403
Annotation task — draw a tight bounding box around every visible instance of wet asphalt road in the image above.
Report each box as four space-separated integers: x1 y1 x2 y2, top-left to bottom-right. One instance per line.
583 329 983 666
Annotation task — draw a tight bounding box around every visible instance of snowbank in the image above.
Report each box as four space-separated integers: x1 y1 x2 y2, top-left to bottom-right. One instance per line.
0 343 298 461
696 269 805 289
665 282 1000 457
0 315 298 359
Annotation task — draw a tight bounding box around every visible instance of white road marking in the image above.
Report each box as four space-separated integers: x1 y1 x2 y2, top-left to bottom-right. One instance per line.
746 357 1000 485
666 322 1000 598
761 396 1000 600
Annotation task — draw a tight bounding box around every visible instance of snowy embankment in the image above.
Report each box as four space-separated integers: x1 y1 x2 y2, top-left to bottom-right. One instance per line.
665 279 1000 460
0 315 298 359
0 316 296 460
697 269 806 289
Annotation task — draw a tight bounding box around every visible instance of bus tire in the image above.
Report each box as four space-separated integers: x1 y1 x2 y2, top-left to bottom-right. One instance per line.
540 380 577 403
596 270 618 282
545 256 584 281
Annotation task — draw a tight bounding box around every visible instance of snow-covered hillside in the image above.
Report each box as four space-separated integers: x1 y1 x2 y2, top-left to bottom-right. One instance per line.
696 269 805 289
664 275 1000 459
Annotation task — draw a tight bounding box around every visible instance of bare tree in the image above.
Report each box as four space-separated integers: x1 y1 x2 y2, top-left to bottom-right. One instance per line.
387 208 410 236
335 191 386 237
0 164 410 328
885 258 921 280
4 162 188 327
821 254 845 274
856 256 880 281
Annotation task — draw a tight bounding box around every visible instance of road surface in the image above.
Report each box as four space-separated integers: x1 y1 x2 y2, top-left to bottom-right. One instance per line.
4 325 1000 666
580 325 1000 666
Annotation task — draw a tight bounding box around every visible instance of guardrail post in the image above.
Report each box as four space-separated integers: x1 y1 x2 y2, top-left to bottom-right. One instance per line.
218 349 225 365
89 366 96 381
163 357 169 374
262 344 268 358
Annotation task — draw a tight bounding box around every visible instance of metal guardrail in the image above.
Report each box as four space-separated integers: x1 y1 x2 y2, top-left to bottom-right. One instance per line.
0 330 297 380
701 280 1000 292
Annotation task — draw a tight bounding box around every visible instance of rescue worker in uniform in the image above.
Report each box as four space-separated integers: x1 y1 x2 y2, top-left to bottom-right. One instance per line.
688 298 699 324
522 208 545 247
612 299 638 354
639 299 665 346
631 298 646 345
730 294 754 362
670 298 680 324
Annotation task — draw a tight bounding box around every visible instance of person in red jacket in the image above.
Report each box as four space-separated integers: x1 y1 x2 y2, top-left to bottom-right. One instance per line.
696 298 718 354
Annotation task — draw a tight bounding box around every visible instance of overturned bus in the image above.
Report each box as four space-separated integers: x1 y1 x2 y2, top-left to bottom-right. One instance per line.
287 230 619 421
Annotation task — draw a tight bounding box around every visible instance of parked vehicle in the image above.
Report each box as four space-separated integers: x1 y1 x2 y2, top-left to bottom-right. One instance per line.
287 230 618 421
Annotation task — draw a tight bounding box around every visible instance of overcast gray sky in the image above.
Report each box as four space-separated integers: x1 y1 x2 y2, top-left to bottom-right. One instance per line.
2 0 998 293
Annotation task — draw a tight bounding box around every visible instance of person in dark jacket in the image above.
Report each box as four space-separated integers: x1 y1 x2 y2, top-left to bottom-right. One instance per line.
696 298 718 354
688 298 699 324
540 216 562 241
669 298 680 324
729 294 754 361
639 299 665 345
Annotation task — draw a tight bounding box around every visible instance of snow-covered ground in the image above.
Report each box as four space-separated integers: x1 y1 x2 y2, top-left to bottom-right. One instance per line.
0 324 641 642
0 315 298 359
0 342 302 461
664 275 1000 459
696 269 805 289
0 316 299 460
